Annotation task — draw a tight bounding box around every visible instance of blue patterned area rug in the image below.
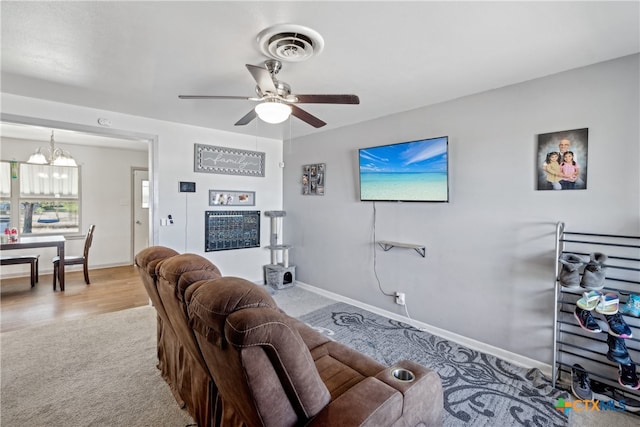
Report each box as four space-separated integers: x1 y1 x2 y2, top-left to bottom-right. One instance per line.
299 302 569 426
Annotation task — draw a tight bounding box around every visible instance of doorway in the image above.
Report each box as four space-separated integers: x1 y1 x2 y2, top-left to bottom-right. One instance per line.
132 168 149 260
1 113 157 262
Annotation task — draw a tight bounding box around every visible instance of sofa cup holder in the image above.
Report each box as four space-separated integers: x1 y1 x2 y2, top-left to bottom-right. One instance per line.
391 368 415 382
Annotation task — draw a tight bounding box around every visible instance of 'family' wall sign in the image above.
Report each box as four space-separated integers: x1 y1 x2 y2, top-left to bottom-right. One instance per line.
194 143 265 177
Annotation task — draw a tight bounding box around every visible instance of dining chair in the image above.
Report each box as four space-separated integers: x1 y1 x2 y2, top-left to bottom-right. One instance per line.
53 224 95 290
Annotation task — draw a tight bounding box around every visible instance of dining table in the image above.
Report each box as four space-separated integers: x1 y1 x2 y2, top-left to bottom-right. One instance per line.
1 235 66 290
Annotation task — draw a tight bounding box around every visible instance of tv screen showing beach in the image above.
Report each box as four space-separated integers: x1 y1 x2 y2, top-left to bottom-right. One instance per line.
359 136 449 202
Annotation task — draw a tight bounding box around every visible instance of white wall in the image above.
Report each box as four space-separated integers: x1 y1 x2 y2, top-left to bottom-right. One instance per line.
0 95 283 282
1 137 147 275
282 54 640 365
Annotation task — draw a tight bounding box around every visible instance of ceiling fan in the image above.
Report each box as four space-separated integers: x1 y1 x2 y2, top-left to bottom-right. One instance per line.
179 59 359 128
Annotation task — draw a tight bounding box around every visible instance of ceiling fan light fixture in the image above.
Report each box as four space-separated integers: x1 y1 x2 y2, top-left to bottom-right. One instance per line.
255 101 291 124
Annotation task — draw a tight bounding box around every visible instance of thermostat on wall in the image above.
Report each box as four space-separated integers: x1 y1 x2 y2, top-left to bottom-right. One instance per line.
179 181 196 192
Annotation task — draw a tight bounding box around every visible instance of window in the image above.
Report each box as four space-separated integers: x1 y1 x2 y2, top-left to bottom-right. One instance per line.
141 179 149 209
0 161 80 235
0 162 10 234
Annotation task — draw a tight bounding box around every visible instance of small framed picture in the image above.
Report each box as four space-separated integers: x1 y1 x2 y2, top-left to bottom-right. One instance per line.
209 190 255 206
302 163 325 196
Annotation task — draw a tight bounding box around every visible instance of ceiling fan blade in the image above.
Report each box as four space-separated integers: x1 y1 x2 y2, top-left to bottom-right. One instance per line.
234 109 257 126
290 105 326 128
293 94 360 104
246 64 277 94
179 95 253 100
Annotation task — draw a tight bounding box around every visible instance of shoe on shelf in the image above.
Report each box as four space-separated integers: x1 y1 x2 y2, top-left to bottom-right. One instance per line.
605 312 633 338
607 335 632 365
577 290 601 310
595 293 619 315
620 294 640 317
619 363 640 390
591 379 640 412
558 254 584 288
580 252 608 290
571 364 593 400
574 307 602 333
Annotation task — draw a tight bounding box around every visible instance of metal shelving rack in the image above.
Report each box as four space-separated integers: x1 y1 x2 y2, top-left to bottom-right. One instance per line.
552 221 640 409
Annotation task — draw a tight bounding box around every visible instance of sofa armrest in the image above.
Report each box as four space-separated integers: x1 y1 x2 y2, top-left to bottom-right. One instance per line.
308 377 403 426
375 360 444 426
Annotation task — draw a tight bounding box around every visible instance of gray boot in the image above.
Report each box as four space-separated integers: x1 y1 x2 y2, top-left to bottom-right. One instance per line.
580 252 608 290
559 254 585 288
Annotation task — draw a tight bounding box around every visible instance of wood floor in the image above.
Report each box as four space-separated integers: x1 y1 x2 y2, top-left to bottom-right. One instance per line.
0 265 149 333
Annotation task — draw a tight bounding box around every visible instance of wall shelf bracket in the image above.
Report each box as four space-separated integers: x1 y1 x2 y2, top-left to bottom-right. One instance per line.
377 240 426 257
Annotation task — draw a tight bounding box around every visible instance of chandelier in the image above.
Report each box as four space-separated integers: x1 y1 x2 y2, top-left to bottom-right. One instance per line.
27 131 77 167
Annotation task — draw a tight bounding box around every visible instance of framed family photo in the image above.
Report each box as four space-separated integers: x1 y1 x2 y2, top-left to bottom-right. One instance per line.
536 128 588 191
302 163 325 196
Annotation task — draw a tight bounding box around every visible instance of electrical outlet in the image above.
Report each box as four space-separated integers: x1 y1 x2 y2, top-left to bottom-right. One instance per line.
395 292 405 306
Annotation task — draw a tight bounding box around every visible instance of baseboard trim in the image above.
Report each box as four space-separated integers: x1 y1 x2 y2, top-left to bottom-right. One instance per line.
295 281 552 378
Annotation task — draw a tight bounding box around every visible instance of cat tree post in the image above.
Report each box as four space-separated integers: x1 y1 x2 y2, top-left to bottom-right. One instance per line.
264 211 295 290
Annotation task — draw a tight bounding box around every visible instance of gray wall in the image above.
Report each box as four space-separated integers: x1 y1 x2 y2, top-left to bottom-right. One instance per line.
282 54 640 365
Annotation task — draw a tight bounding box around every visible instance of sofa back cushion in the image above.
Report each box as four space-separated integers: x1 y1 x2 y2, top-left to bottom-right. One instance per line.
159 254 222 299
189 277 331 427
134 246 180 325
157 253 222 369
185 275 277 345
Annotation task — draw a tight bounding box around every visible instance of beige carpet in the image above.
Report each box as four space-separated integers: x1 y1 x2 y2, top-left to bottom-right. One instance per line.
0 306 194 426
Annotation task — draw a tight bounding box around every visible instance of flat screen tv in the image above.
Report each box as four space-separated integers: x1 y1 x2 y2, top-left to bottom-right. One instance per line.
359 136 449 202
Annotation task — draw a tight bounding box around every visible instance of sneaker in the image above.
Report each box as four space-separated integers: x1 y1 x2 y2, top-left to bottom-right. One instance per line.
574 307 602 333
619 363 640 390
620 294 640 317
605 312 633 338
571 364 593 400
591 379 640 412
607 335 632 365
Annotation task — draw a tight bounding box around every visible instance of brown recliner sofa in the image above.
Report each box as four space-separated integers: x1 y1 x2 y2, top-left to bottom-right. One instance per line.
135 247 223 426
188 276 444 426
136 246 444 426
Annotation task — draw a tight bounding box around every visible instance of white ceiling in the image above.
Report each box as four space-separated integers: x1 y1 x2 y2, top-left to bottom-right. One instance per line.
1 1 639 146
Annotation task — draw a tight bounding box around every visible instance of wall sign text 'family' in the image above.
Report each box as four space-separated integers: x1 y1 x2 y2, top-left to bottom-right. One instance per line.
194 143 265 177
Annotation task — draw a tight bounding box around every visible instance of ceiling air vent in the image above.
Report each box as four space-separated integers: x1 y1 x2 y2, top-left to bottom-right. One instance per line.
257 24 324 62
